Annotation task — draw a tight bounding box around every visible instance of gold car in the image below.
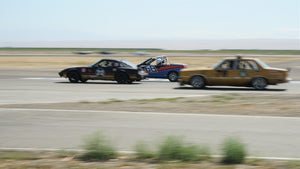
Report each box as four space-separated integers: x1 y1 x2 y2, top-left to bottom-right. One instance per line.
179 56 290 89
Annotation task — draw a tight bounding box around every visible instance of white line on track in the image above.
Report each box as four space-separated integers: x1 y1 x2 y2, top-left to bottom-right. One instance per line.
0 148 299 161
11 77 300 83
1 108 300 120
19 77 63 80
17 77 170 82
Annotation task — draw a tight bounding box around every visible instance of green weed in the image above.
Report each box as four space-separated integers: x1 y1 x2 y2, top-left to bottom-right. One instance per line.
81 131 117 161
0 152 41 160
158 135 201 161
221 136 247 164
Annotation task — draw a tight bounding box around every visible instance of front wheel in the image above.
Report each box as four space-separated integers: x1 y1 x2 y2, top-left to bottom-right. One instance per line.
80 79 88 83
168 72 178 82
190 76 205 89
68 72 80 83
252 78 267 90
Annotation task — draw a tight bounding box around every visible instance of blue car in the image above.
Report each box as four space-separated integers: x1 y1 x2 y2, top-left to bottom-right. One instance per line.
137 56 187 82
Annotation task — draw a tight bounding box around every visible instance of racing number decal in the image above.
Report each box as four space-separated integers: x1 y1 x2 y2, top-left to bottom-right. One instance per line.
96 68 105 77
145 65 157 73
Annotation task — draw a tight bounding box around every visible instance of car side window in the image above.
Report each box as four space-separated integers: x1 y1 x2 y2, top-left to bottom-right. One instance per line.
120 62 129 67
113 62 120 67
98 61 107 67
237 60 259 71
98 61 114 67
218 60 235 70
248 61 259 71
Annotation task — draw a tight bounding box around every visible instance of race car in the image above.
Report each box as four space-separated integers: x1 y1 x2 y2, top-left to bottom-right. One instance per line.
179 56 290 89
59 58 147 84
137 56 187 82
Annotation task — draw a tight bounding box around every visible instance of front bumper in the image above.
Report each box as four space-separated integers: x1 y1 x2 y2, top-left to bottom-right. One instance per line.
178 76 187 86
58 71 67 78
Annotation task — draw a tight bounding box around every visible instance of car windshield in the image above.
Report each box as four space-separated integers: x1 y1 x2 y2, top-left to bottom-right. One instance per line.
255 59 270 68
211 60 224 69
140 58 155 65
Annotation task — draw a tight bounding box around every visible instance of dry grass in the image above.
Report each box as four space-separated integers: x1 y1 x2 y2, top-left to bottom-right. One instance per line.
2 94 300 117
1 56 299 70
0 150 299 169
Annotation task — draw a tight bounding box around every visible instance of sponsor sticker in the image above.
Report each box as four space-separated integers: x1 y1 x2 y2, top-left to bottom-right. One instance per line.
239 72 248 77
96 68 105 76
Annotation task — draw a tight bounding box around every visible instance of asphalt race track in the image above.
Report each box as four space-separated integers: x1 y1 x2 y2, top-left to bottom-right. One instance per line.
0 75 300 104
0 70 300 159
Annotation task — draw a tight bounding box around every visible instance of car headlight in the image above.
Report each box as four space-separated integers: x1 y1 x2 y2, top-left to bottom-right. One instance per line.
138 70 148 76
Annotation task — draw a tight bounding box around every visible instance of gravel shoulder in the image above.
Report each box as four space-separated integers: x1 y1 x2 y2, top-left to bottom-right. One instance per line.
1 93 299 117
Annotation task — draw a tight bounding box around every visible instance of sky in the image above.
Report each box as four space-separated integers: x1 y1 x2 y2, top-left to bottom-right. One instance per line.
0 0 299 48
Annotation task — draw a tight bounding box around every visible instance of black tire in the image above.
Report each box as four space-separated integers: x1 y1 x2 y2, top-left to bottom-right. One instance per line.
80 79 88 83
115 72 129 84
168 71 178 82
252 77 267 90
68 72 80 83
127 80 133 84
190 76 205 89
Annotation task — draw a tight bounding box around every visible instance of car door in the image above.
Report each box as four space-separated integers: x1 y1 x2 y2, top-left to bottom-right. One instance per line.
92 60 114 80
236 60 261 85
212 59 240 85
144 61 159 78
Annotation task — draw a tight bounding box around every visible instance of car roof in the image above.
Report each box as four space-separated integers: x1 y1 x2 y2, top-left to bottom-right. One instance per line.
101 58 123 62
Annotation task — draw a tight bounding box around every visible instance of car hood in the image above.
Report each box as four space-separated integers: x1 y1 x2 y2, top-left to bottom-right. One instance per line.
60 66 91 72
266 67 287 72
170 63 187 66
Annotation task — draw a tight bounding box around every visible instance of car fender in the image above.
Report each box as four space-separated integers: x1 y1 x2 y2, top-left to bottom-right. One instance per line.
66 68 81 76
189 74 207 84
251 76 269 83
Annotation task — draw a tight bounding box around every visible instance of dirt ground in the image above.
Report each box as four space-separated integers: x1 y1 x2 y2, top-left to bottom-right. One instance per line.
0 56 300 70
0 151 299 169
1 93 300 117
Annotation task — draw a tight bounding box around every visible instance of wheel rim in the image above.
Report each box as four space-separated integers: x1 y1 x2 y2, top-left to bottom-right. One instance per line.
252 78 267 89
191 76 204 88
168 72 178 82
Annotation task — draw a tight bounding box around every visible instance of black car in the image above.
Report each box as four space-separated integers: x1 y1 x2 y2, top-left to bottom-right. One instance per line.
59 58 147 84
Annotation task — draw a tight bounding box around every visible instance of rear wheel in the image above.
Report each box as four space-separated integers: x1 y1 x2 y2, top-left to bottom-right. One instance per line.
252 77 267 90
190 76 205 89
168 71 178 82
115 72 130 84
68 72 80 83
